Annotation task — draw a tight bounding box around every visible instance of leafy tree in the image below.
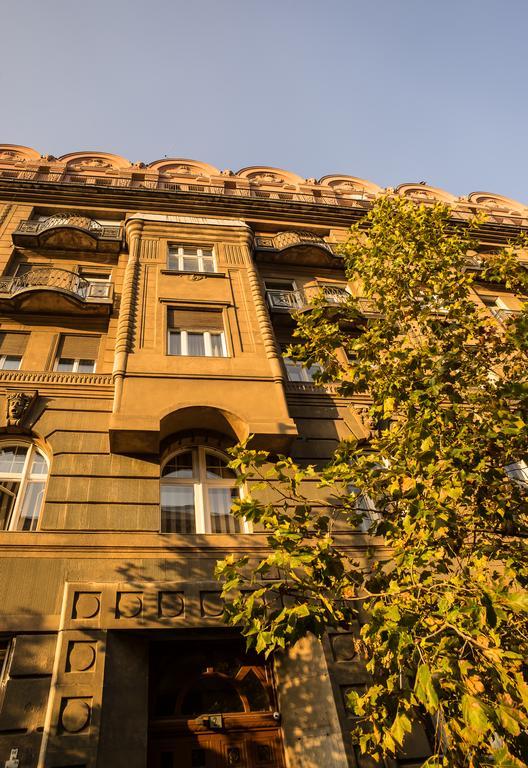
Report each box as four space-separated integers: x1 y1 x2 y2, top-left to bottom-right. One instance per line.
216 196 528 767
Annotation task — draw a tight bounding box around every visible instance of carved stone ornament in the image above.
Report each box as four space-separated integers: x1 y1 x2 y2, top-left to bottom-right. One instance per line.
0 150 20 160
68 158 111 170
6 390 37 428
251 172 282 184
220 169 234 176
355 405 377 440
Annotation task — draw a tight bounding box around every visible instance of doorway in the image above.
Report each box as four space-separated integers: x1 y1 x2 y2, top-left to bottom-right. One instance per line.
148 635 285 768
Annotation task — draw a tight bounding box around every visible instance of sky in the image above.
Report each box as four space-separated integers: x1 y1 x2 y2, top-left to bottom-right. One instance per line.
1 0 527 202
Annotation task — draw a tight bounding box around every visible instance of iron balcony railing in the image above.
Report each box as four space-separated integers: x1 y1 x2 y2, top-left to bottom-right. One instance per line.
0 268 113 302
266 286 380 314
13 215 121 241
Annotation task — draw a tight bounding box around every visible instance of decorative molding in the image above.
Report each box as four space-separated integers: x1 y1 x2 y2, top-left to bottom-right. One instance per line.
5 389 38 427
0 371 113 386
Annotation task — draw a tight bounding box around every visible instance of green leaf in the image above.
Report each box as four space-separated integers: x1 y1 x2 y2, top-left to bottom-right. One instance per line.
414 664 439 713
461 694 491 738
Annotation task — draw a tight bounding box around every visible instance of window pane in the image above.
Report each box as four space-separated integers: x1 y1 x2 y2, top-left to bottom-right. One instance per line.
30 452 47 476
77 359 95 373
56 358 75 372
161 486 195 533
205 453 236 480
208 488 240 534
0 481 19 529
16 481 45 531
167 254 179 271
162 451 194 479
283 358 303 381
182 257 200 272
187 333 205 356
0 446 27 474
202 258 214 272
168 331 182 356
1 356 21 370
210 334 224 357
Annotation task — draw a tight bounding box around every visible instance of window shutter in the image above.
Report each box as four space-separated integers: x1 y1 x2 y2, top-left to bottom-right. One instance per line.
58 335 100 360
168 308 224 331
0 333 29 356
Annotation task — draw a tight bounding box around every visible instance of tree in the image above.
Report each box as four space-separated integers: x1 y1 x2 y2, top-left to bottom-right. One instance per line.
216 196 528 767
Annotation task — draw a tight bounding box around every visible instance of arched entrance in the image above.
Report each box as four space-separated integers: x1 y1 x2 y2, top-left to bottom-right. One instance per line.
148 635 285 767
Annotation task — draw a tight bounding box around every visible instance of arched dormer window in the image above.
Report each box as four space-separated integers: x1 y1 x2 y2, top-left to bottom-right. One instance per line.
0 443 49 531
160 447 247 534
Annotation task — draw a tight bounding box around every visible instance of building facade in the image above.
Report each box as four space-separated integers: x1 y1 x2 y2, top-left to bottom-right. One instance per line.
0 144 525 768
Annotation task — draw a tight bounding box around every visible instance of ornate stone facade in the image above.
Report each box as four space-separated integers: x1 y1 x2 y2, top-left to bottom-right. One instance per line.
0 145 525 768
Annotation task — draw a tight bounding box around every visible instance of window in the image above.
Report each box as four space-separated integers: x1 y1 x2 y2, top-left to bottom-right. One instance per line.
281 344 320 382
168 308 226 357
80 270 112 300
0 444 49 531
160 447 246 534
0 333 28 371
351 488 381 532
505 460 528 489
264 279 303 310
167 245 215 273
54 334 99 373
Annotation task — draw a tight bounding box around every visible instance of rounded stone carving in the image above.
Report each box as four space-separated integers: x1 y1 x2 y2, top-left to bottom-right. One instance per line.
73 592 100 619
200 591 224 617
61 699 91 733
117 592 143 618
159 591 184 618
330 633 358 662
68 643 96 672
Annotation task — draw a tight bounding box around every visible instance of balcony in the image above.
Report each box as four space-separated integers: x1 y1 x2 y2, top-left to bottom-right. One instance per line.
266 285 379 317
12 214 122 253
0 268 114 315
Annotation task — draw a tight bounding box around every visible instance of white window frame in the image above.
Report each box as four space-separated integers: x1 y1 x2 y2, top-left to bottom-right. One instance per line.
0 442 49 532
505 460 528 488
0 355 22 371
54 358 96 373
168 329 227 357
167 245 216 274
160 447 249 534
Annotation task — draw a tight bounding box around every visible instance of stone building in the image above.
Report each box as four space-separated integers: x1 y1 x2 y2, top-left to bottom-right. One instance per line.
0 144 525 768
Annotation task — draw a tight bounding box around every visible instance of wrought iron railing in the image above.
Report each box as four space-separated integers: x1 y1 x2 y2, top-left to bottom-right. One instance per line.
266 285 350 311
13 215 121 240
266 288 381 318
0 268 112 302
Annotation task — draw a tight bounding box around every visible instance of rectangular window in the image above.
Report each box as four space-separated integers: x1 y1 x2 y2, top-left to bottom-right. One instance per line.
54 334 99 373
167 245 215 273
0 333 28 371
264 279 303 311
281 344 320 382
80 270 112 300
167 308 226 357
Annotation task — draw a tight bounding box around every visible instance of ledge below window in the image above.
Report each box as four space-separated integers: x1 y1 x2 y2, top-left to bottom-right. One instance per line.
160 270 226 278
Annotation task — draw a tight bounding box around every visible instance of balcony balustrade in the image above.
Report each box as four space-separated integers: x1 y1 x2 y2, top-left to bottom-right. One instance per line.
266 285 356 311
0 268 113 315
12 214 122 252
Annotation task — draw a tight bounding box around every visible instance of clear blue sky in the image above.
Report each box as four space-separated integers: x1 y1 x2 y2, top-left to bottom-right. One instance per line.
2 0 527 201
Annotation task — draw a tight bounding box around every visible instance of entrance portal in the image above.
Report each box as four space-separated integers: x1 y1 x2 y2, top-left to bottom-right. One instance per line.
148 636 285 768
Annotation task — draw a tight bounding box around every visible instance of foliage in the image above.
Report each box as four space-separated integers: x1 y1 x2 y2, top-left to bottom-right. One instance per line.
216 196 528 766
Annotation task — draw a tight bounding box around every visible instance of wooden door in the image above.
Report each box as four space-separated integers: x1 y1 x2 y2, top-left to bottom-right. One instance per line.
148 638 285 768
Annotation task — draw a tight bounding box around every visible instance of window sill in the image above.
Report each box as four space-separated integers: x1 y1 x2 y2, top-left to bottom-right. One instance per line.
160 270 226 278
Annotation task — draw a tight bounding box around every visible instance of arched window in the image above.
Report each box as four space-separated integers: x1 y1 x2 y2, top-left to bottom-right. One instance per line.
161 447 247 534
0 443 49 531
